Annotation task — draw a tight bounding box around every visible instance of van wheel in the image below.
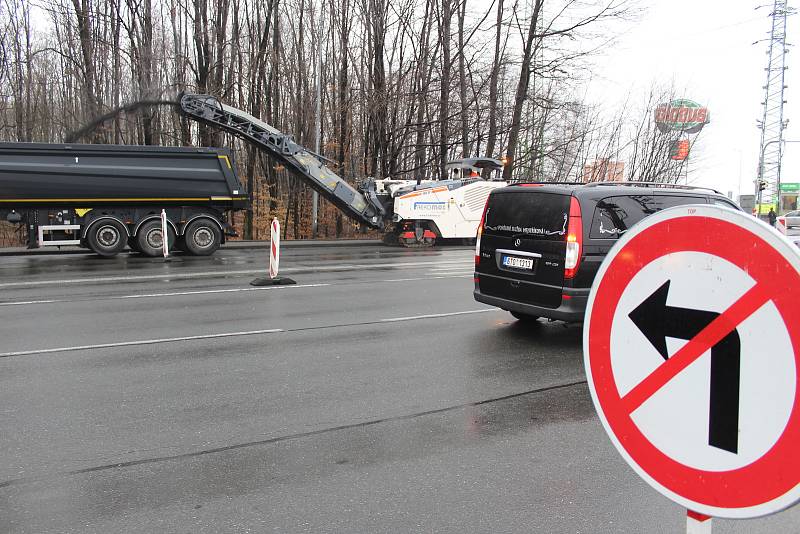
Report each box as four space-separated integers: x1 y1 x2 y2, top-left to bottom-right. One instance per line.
183 219 221 256
510 311 539 322
86 219 127 257
136 220 176 257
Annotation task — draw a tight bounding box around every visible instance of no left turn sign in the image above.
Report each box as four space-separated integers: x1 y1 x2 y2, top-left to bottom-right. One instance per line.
584 204 800 519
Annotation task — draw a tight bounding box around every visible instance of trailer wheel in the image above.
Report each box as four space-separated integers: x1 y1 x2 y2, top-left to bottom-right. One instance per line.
86 219 127 257
183 219 221 256
136 220 176 257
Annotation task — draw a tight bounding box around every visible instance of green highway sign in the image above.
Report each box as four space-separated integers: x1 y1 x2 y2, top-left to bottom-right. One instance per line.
780 183 799 192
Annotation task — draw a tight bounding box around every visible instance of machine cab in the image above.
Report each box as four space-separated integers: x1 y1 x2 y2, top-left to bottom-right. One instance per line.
446 158 504 181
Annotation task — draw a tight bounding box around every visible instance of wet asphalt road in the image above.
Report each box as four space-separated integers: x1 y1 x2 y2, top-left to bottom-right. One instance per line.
0 244 797 533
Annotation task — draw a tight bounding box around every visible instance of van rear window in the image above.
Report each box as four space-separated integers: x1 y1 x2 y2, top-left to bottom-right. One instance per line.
484 192 569 240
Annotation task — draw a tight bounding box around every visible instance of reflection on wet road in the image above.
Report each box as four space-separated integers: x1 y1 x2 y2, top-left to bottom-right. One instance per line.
0 245 796 533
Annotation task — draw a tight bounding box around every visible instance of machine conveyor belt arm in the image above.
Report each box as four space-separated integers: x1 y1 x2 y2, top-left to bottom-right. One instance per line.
179 93 385 229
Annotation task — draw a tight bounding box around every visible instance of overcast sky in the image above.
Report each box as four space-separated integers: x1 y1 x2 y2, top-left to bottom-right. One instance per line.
587 1 796 199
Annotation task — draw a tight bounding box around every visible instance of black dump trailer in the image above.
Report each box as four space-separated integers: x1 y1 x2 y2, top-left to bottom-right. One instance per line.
0 143 246 256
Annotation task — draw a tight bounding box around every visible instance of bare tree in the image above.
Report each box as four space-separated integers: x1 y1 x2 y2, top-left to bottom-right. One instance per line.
0 0 641 243
626 84 696 184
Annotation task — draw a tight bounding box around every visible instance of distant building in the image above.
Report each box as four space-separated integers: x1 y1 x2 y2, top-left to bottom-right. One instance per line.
582 159 624 183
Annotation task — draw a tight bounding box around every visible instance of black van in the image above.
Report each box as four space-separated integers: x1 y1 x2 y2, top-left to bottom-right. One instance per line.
473 182 741 323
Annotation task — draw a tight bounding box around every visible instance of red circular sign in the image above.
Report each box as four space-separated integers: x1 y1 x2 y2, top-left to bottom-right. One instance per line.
585 206 800 518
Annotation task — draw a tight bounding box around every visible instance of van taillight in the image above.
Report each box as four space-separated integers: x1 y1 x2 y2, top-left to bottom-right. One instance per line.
564 196 582 279
475 198 490 267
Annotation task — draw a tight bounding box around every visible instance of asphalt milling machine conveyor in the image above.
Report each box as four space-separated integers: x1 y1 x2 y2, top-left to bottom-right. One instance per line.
179 94 506 247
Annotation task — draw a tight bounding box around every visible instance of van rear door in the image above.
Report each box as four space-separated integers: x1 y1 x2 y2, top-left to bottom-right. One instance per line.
476 190 570 309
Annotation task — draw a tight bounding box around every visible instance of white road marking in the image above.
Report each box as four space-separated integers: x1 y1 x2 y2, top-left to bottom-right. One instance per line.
0 269 262 288
0 284 330 307
0 273 474 308
0 308 500 358
384 275 472 282
0 329 285 358
430 264 473 270
428 269 474 275
380 309 493 322
430 264 472 268
0 299 60 307
0 259 472 289
111 284 328 300
0 271 474 307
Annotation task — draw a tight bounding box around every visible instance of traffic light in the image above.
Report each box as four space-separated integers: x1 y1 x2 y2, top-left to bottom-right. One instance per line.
758 180 767 192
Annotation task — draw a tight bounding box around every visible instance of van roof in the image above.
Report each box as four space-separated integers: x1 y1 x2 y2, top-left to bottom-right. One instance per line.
499 181 725 199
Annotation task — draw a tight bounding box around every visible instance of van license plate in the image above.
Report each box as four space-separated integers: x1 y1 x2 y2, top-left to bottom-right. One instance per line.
502 255 534 270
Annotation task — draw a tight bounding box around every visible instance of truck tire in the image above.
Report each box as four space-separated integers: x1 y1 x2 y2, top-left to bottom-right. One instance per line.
86 219 127 257
136 220 176 257
183 219 221 256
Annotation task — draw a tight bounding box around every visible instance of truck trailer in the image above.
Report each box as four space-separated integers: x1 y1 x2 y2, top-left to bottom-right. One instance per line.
0 143 246 256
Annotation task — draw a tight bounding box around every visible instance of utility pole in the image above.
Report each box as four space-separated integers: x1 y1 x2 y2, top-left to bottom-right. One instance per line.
760 139 800 211
755 0 794 212
312 0 323 238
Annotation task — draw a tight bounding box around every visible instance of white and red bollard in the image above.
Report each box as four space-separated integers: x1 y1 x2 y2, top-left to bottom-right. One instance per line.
161 209 170 259
251 218 296 286
269 218 280 278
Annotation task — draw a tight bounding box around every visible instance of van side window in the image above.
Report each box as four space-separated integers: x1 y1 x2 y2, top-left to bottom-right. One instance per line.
652 195 709 210
711 198 739 209
590 195 655 239
590 194 711 239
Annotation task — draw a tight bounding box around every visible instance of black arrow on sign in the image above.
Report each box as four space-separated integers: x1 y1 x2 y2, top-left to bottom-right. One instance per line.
628 280 740 454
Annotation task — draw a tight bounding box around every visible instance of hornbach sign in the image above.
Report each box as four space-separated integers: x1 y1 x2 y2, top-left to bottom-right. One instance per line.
655 99 709 134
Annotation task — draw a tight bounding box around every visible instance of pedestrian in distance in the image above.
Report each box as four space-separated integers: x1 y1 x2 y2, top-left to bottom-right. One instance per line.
768 208 777 227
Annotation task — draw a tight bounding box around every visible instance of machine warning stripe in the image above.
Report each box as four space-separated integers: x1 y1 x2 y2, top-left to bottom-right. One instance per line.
218 154 232 168
620 282 772 414
398 186 449 199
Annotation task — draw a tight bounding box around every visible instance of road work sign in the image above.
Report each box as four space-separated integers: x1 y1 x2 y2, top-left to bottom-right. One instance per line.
584 204 800 519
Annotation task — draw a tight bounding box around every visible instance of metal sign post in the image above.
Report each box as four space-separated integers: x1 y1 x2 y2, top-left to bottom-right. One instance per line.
584 205 800 526
686 511 712 533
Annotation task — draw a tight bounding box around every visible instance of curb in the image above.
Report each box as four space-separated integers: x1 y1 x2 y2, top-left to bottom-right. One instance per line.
226 239 383 249
0 239 384 257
